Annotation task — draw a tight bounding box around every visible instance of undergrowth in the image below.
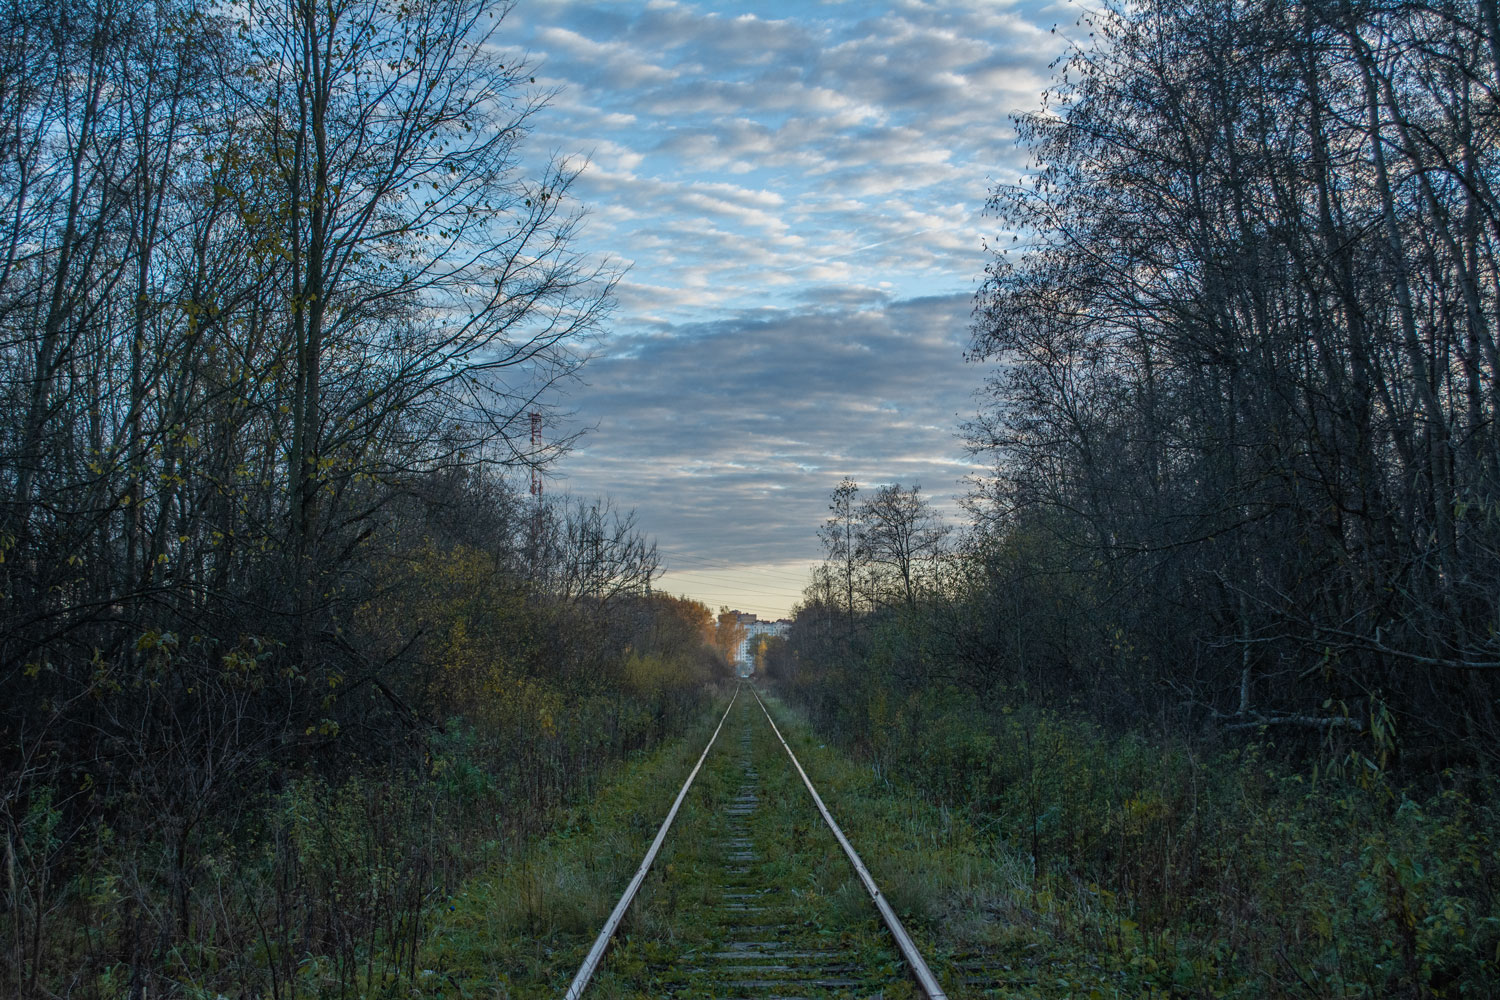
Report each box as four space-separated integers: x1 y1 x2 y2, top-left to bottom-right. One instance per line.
401 693 737 998
772 676 1500 999
326 682 1500 999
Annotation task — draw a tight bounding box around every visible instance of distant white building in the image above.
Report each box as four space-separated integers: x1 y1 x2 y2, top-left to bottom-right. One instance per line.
735 617 791 676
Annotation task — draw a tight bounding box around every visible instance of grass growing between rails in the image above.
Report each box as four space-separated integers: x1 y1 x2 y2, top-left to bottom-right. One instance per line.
412 685 1175 999
400 689 981 999
583 689 910 999
770 675 1500 999
404 689 910 999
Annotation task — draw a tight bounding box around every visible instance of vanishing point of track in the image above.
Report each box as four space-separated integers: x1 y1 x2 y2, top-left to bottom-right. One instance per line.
564 685 950 1000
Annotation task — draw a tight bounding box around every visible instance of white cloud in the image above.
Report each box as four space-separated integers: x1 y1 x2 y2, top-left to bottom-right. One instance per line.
554 293 983 574
499 0 1064 606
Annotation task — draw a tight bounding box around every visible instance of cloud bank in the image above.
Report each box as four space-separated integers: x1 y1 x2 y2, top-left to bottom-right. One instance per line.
554 293 983 589
497 0 1068 613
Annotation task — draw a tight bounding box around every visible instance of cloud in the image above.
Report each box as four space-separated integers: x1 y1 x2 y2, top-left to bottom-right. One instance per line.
533 25 680 88
495 0 1067 611
553 292 983 576
505 0 1063 324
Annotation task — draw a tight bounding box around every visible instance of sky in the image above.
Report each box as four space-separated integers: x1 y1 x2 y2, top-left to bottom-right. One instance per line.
500 0 1070 617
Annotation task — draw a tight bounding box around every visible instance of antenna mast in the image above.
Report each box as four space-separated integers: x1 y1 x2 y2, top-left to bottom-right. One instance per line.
530 411 543 499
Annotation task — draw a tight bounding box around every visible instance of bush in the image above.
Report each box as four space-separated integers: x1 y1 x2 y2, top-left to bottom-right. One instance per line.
775 667 1500 997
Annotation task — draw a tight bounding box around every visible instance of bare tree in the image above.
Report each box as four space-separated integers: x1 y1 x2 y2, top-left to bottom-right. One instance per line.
969 0 1500 747
527 495 660 604
858 483 948 609
818 477 862 631
230 0 614 630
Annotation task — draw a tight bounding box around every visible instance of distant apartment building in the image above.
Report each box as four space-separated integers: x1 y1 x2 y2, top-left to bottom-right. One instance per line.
732 613 792 676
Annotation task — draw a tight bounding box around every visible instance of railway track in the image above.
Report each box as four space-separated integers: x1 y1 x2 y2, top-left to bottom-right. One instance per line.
564 685 964 999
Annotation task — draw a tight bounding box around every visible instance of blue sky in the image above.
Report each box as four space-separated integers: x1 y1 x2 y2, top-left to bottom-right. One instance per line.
501 0 1069 616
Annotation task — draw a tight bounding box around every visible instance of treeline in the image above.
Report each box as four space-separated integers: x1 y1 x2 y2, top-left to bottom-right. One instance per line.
0 1 726 997
772 0 1500 993
968 0 1500 757
791 0 1500 762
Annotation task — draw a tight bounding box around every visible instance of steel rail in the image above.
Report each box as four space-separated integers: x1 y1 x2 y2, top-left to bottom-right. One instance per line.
749 685 949 1000
562 686 741 1000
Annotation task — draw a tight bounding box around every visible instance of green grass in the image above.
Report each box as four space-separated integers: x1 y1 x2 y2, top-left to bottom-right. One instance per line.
585 689 907 998
771 680 1500 999
376 679 1500 999
394 685 1416 1000
383 688 930 998
753 691 1149 999
392 693 736 999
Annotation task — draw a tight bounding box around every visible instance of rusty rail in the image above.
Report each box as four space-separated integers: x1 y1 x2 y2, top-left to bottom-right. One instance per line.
562 686 740 1000
748 684 949 1000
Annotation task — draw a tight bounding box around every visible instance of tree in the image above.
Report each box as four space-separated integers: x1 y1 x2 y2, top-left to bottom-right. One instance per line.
0 3 625 992
230 0 614 632
527 496 660 603
818 477 862 630
858 483 947 609
751 633 785 677
715 607 747 667
969 0 1500 750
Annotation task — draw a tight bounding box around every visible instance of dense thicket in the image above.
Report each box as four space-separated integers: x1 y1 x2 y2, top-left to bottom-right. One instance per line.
966 0 1500 757
0 1 725 996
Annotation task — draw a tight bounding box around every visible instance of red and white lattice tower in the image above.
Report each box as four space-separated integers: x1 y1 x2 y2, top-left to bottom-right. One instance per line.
529 411 543 498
